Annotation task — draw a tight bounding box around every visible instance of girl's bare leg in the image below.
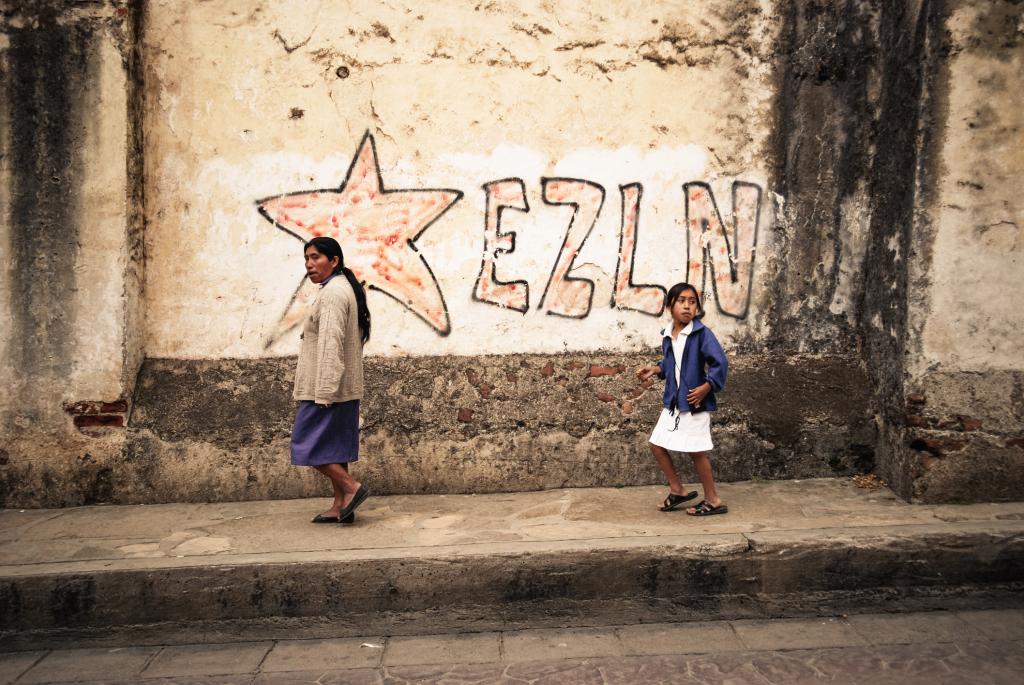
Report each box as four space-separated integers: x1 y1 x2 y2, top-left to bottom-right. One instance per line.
649 443 687 495
687 451 721 507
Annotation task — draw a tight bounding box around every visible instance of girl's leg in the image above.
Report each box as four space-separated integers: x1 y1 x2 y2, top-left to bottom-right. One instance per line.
687 451 722 506
649 443 687 495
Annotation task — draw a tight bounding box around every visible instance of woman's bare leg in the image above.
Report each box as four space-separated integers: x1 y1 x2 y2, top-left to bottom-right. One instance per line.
313 463 361 515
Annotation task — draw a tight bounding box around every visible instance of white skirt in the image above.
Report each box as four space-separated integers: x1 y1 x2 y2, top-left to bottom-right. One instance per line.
649 408 713 452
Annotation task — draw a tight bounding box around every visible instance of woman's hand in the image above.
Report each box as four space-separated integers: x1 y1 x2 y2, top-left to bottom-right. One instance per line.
637 365 660 381
686 382 711 407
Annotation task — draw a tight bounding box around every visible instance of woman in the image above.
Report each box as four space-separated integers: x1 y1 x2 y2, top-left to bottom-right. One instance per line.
291 236 371 523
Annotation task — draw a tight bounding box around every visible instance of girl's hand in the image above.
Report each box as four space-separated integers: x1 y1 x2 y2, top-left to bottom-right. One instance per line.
637 365 659 381
686 382 711 407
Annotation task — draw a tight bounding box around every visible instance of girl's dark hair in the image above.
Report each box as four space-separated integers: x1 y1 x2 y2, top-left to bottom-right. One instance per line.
665 282 705 319
305 236 371 343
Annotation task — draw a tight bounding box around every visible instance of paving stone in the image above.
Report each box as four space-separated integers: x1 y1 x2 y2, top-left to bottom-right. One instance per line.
17 647 156 684
254 668 383 684
501 627 624 662
94 678 254 685
744 649 861 685
849 611 978 645
957 609 1024 640
382 633 499 667
499 659 605 685
617 621 745 656
260 637 386 672
141 642 272 678
383 662 507 683
945 639 1024 685
731 617 868 651
0 652 45 685
674 651 788 685
866 642 975 683
591 654 707 684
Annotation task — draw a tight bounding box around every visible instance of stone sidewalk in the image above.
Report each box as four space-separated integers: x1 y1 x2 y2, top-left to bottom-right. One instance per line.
2 610 1022 684
4 477 1022 570
2 478 1023 645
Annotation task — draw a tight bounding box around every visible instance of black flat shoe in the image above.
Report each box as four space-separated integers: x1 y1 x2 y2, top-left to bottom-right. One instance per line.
341 512 355 524
338 484 370 520
311 513 341 523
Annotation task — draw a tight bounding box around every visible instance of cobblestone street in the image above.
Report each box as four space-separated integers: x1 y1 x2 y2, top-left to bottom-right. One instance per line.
3 609 1022 684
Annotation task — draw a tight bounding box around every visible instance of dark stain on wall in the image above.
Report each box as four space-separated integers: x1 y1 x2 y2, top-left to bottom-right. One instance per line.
131 358 296 449
120 353 874 501
858 0 948 499
4 16 94 422
768 0 951 498
764 0 867 354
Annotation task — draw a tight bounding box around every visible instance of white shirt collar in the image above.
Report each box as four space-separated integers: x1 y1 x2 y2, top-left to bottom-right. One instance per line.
661 321 694 338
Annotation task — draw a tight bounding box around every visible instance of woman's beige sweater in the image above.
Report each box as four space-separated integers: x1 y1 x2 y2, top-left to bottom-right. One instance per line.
293 275 364 404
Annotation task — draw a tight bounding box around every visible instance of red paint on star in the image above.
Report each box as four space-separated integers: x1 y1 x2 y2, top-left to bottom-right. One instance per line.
257 131 463 344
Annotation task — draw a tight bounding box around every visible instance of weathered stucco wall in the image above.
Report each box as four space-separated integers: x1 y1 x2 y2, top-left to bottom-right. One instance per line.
905 0 1024 502
140 0 779 358
0 2 144 506
1 0 1020 506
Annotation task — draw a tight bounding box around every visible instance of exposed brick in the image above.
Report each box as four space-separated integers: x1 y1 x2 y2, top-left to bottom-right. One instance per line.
910 436 967 456
621 401 634 415
596 392 616 402
100 400 128 414
457 407 474 423
957 415 983 431
541 362 555 377
906 414 929 428
566 361 586 370
465 368 481 387
906 393 926 406
589 365 622 378
1005 436 1024 449
74 414 124 429
479 383 492 399
628 386 647 400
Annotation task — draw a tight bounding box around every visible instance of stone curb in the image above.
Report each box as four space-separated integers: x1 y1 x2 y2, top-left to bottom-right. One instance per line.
3 520 1022 646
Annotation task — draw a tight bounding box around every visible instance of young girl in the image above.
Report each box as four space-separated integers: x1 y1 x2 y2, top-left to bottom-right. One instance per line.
637 283 729 516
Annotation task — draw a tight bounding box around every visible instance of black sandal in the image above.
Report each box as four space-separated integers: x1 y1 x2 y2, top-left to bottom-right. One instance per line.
660 490 698 511
686 500 728 516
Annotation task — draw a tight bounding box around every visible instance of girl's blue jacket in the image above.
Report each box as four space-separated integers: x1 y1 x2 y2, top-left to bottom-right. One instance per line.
657 319 728 414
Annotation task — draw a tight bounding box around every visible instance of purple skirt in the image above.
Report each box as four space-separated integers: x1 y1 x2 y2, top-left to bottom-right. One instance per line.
290 400 360 466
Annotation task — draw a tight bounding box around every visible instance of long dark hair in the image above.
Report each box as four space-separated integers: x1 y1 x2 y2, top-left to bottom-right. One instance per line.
665 282 705 319
306 236 371 343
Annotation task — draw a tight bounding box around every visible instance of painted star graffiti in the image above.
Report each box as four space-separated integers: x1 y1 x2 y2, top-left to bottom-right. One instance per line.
257 131 463 346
